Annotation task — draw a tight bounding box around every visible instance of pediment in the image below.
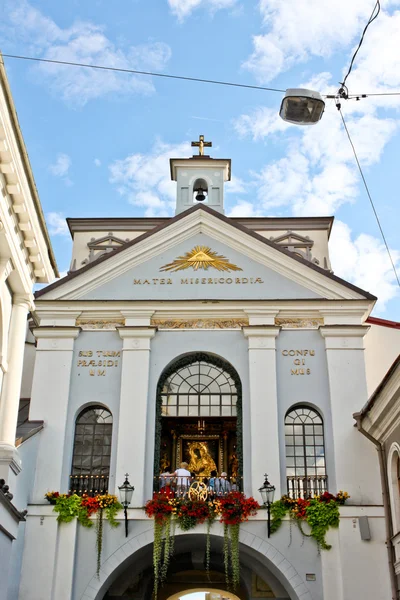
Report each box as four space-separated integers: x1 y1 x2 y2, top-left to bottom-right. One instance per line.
37 206 373 302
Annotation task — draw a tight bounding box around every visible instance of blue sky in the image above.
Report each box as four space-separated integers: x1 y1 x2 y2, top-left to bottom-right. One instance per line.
1 0 399 318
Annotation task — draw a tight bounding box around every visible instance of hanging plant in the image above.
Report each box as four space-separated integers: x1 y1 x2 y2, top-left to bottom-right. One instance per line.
214 492 259 590
45 492 122 577
270 491 349 549
145 494 174 598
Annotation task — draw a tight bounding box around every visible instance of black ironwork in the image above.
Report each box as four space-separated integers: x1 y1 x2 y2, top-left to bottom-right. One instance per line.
285 406 327 499
69 474 109 496
154 474 242 496
155 353 243 480
70 406 113 492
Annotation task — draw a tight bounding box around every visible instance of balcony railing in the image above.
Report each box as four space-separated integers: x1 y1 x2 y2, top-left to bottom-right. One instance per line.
154 475 242 497
69 474 109 496
287 475 328 499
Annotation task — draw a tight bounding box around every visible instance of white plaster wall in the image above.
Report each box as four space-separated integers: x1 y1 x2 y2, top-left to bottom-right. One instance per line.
0 282 12 394
364 323 400 396
20 330 36 399
0 532 12 600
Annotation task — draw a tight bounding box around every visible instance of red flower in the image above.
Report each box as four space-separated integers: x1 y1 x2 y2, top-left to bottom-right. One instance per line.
217 492 259 525
145 493 174 524
319 492 336 503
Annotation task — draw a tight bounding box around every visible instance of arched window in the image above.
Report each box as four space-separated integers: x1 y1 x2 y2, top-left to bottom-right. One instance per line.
161 360 237 417
70 406 112 495
155 353 242 482
285 406 326 498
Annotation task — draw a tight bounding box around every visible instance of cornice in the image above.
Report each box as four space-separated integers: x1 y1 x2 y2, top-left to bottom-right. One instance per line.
32 326 81 339
0 58 58 280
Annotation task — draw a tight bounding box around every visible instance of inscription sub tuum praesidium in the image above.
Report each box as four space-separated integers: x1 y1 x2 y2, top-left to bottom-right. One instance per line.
281 349 315 376
77 350 121 377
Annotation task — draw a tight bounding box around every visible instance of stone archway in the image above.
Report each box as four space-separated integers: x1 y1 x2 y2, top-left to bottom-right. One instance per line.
80 525 313 600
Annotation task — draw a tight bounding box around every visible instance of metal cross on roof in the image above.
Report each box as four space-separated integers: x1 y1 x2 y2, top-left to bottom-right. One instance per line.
191 134 212 156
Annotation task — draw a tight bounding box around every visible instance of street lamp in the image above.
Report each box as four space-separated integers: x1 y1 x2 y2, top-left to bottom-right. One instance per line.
118 473 134 537
259 474 275 538
279 88 325 125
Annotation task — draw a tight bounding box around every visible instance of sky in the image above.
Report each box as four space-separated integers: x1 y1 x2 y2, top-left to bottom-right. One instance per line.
0 0 399 318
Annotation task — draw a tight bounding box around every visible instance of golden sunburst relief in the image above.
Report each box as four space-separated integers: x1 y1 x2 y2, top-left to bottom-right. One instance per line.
159 245 243 273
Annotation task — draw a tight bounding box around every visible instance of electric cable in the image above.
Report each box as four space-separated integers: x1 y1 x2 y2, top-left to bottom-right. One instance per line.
0 53 286 94
338 107 400 288
3 52 400 99
340 0 380 91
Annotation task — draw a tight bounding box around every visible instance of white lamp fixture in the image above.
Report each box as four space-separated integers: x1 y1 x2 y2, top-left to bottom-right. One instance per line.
280 88 325 125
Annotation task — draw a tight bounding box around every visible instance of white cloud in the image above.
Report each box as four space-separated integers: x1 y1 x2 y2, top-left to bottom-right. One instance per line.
49 153 71 177
4 1 171 106
109 139 191 216
168 0 237 22
49 153 73 185
227 200 260 217
94 159 101 167
330 220 399 312
225 175 247 194
243 1 400 83
47 212 69 236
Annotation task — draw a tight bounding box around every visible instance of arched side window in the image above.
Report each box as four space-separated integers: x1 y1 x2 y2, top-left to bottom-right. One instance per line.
285 406 327 499
161 360 237 417
70 406 112 495
388 443 400 534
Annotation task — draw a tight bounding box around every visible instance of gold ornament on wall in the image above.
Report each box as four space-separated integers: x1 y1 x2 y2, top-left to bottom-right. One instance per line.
160 246 242 273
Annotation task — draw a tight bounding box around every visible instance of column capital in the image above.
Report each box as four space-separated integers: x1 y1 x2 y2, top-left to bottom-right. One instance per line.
32 326 81 351
13 293 33 311
243 326 280 349
319 325 370 350
118 327 156 350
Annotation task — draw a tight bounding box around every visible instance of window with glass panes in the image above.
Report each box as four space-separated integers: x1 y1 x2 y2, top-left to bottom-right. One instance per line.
285 407 326 480
161 360 237 417
71 407 112 476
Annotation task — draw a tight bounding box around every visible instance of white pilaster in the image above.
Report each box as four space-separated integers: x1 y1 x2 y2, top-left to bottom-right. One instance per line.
0 294 31 479
320 325 381 503
116 327 156 505
243 326 281 498
30 327 80 501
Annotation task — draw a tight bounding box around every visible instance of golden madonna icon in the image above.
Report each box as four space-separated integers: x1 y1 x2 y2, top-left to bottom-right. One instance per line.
160 245 242 273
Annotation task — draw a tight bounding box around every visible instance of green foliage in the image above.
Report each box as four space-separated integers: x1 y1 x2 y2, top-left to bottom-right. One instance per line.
305 499 339 550
53 494 82 523
96 509 103 577
105 503 122 528
229 523 240 590
223 524 230 589
270 500 289 534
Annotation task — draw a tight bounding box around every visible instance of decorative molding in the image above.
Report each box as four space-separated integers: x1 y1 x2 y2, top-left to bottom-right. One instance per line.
151 318 249 330
159 245 242 273
275 317 324 329
76 319 125 330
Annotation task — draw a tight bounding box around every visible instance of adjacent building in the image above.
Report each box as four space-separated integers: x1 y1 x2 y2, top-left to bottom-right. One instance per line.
0 58 57 598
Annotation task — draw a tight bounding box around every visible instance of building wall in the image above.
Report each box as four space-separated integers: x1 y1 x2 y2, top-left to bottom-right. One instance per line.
364 324 400 396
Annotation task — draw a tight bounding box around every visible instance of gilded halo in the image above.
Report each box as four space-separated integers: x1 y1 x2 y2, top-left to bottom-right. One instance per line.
160 245 242 273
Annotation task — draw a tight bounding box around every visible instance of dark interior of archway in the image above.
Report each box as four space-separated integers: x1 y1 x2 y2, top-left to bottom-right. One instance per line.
102 535 280 600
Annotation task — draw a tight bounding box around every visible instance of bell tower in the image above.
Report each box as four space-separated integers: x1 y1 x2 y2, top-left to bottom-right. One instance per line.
170 135 231 215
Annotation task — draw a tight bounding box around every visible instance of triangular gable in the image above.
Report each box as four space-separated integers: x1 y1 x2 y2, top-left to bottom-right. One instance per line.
37 205 376 302
270 231 314 246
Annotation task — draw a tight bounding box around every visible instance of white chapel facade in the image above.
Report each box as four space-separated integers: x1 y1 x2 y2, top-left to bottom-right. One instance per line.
7 138 400 600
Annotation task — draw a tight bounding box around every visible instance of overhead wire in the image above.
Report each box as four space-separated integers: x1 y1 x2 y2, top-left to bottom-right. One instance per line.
0 53 286 94
340 0 380 92
338 107 400 288
2 52 400 98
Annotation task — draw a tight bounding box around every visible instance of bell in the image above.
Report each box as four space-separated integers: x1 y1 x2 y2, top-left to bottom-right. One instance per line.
195 188 206 202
